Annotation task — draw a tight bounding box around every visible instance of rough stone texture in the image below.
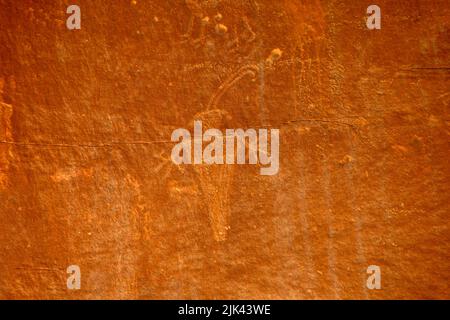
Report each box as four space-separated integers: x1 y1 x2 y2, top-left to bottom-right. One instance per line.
0 0 449 299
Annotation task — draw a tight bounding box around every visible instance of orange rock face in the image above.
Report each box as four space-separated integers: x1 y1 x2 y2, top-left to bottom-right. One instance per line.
0 0 449 299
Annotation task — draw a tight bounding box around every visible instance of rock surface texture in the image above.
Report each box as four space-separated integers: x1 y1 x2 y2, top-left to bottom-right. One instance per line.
0 0 449 299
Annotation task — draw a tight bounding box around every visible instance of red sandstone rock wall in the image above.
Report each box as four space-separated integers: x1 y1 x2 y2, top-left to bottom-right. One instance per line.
0 0 449 299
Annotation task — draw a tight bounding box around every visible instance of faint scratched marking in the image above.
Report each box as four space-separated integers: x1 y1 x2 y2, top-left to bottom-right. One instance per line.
50 167 94 183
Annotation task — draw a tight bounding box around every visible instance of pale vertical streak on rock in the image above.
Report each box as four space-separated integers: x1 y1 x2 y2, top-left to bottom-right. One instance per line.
342 133 369 298
318 147 340 299
0 101 13 190
296 151 318 297
325 0 368 298
358 68 395 283
258 60 266 125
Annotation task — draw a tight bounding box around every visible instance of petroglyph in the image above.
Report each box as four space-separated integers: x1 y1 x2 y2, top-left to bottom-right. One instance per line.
182 0 220 47
191 109 233 241
177 49 283 241
241 16 256 44
266 48 283 66
153 149 187 182
221 16 257 58
213 13 227 35
207 49 283 111
206 64 259 110
181 2 258 60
